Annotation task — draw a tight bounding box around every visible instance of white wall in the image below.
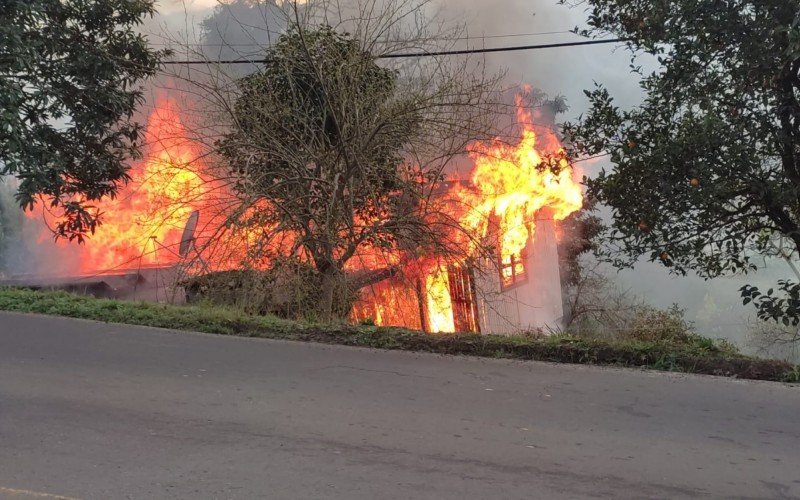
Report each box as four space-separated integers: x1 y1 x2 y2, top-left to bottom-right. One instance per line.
475 214 564 335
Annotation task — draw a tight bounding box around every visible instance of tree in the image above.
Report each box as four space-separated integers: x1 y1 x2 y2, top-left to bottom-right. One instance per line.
0 181 24 274
219 25 419 316
0 0 166 240
194 1 497 319
558 195 602 324
561 0 800 325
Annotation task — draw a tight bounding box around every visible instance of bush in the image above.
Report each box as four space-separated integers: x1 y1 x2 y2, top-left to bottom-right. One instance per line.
622 305 693 344
182 257 357 320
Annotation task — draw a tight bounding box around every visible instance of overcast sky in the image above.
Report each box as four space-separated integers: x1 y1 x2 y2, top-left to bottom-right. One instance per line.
150 0 645 113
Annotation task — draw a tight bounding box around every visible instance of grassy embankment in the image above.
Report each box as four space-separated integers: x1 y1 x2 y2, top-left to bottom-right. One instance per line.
1 287 797 382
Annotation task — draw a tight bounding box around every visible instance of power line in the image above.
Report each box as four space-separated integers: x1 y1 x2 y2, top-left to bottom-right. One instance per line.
574 153 610 164
148 30 578 47
448 30 576 40
161 38 630 65
382 38 629 58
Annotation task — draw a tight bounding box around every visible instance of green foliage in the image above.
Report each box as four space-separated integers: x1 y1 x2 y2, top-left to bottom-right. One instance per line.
622 305 694 345
741 281 800 326
652 353 679 372
785 365 800 383
571 298 740 356
0 0 167 240
223 26 408 202
0 182 23 272
0 287 299 335
561 0 800 325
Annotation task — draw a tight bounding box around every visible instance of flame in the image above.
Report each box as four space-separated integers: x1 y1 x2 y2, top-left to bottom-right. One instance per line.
27 98 213 273
425 265 455 333
457 95 583 263
351 276 423 330
22 90 582 335
418 93 583 332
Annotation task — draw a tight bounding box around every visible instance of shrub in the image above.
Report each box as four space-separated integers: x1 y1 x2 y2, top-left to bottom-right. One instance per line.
622 304 694 344
182 257 357 321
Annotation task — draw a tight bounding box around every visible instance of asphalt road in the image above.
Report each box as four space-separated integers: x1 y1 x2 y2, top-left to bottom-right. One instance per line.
1 312 799 500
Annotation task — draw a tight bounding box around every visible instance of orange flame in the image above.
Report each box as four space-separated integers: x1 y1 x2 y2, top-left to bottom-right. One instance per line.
417 93 583 332
425 265 455 333
23 91 582 335
456 95 583 263
27 98 213 273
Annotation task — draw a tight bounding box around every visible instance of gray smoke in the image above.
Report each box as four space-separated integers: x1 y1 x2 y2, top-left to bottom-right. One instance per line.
0 177 82 277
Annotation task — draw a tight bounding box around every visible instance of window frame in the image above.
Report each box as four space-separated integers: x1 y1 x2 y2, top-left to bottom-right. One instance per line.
498 249 529 291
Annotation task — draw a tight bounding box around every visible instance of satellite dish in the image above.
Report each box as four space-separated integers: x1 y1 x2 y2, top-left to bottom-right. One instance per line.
179 210 200 257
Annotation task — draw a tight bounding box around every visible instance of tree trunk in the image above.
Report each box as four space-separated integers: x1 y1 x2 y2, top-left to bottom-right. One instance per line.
319 267 340 322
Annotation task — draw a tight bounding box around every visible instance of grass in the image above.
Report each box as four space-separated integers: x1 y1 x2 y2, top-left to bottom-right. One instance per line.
1 287 797 383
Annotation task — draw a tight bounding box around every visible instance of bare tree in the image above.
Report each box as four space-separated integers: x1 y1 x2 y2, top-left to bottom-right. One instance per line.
161 0 504 319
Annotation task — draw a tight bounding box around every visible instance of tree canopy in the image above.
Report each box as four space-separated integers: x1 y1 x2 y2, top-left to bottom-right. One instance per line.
210 10 496 319
562 0 800 325
0 0 165 240
218 26 430 316
199 0 288 70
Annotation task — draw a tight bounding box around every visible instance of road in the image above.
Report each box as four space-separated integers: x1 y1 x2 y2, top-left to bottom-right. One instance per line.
0 312 798 499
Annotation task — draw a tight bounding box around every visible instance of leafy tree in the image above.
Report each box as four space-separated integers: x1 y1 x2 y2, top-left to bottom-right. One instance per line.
561 0 800 325
0 182 24 273
219 26 426 317
0 0 166 240
216 21 493 319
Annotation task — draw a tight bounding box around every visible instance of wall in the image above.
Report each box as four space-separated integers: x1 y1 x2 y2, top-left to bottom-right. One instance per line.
476 213 564 334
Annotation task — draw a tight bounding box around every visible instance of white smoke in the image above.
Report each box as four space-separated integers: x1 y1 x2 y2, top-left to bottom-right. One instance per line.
0 177 83 277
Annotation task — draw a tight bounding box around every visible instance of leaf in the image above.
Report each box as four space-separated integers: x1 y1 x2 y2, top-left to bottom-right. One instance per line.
569 0 800 327
0 0 164 241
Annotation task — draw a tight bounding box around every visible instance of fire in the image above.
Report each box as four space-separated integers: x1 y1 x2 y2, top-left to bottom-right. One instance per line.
416 93 583 332
425 265 455 333
353 92 583 332
456 95 583 264
28 98 213 273
20 89 582 335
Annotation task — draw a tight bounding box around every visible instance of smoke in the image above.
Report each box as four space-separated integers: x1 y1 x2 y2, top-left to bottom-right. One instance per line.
0 178 83 277
414 0 796 357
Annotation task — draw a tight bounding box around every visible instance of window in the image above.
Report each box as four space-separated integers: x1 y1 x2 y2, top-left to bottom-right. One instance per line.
500 251 527 289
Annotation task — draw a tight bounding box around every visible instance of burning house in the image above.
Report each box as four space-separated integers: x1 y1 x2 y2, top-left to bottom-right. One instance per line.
352 208 566 334
351 96 583 334
2 91 582 335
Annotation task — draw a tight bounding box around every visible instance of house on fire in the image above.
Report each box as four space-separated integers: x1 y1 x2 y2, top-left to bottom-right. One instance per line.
350 101 582 335
351 209 565 335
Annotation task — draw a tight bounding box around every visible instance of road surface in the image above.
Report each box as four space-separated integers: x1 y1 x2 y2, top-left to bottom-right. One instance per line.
1 312 798 499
